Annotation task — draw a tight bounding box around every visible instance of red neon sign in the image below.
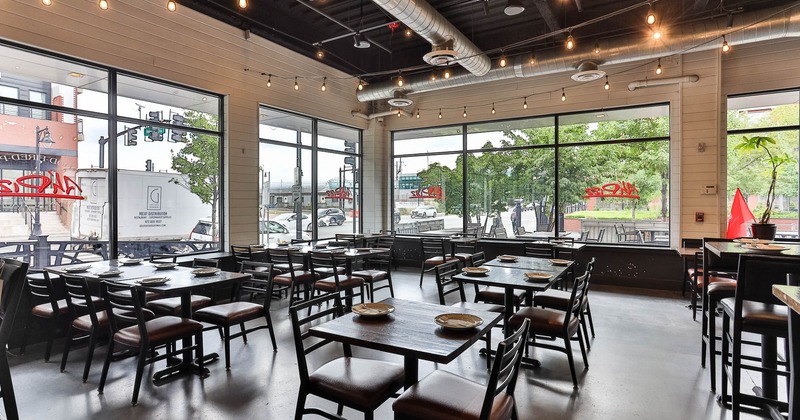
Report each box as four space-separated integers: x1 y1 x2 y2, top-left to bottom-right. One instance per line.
325 187 352 201
410 185 443 200
0 171 84 200
583 180 640 199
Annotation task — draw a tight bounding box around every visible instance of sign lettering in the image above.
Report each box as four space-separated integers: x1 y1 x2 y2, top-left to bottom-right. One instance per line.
583 180 640 199
410 185 443 200
325 187 352 201
0 171 84 200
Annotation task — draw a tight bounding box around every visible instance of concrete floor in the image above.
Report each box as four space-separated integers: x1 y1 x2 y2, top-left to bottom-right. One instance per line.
6 268 773 419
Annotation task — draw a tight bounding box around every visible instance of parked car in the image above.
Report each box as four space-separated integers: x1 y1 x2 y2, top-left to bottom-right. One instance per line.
190 218 217 241
259 219 309 244
271 212 314 232
411 205 437 218
317 208 346 226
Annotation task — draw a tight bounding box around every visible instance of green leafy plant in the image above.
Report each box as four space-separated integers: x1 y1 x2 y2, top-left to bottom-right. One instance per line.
734 135 794 224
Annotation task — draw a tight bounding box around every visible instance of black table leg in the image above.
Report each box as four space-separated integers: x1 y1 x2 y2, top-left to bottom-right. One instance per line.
790 310 800 419
403 356 419 389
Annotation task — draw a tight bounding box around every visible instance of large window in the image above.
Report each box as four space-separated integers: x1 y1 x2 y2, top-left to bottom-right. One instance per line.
727 91 799 238
258 107 361 245
392 104 671 246
0 42 223 267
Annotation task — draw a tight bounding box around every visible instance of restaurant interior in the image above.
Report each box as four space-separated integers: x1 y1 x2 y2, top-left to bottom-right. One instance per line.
1 0 800 419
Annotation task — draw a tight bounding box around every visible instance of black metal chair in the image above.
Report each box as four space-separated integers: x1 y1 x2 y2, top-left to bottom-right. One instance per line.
271 248 318 306
289 294 405 420
419 238 458 287
534 258 597 349
523 242 554 259
309 252 365 308
0 258 29 420
59 274 108 382
145 258 217 316
470 252 526 311
392 318 530 420
22 270 69 362
352 239 395 302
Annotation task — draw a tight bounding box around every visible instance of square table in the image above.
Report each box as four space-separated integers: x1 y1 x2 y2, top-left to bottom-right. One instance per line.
308 297 502 388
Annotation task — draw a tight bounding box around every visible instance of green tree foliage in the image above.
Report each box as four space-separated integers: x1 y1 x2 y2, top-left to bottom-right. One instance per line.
170 111 220 240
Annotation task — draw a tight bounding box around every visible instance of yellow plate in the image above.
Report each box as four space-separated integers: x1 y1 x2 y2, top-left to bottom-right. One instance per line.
435 313 483 330
352 303 395 317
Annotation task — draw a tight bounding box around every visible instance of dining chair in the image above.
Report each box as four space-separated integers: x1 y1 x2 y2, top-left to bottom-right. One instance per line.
98 283 205 405
352 243 395 302
308 252 364 308
509 271 590 388
59 274 109 382
720 254 798 418
22 270 70 362
289 294 405 420
271 248 318 306
419 238 458 287
680 238 703 297
469 252 526 311
533 258 597 349
584 228 605 243
145 258 217 317
230 245 253 265
149 254 177 263
523 242 554 259
392 318 530 420
452 238 478 267
0 258 29 420
192 261 277 369
434 261 502 369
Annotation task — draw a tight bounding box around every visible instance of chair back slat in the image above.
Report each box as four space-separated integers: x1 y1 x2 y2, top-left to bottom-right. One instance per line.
736 254 800 306
103 283 148 338
268 248 296 271
433 261 465 305
238 261 275 307
193 258 220 268
481 318 530 417
26 271 59 315
470 251 487 267
289 294 345 385
421 238 446 259
62 274 99 325
230 245 253 261
523 242 554 258
149 254 177 263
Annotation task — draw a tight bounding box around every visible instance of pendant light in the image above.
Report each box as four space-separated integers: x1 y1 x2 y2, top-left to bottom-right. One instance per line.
604 76 610 90
167 0 176 12
320 77 327 92
722 36 731 53
267 74 272 88
238 0 247 9
294 77 300 91
561 89 566 102
99 0 109 10
655 59 663 75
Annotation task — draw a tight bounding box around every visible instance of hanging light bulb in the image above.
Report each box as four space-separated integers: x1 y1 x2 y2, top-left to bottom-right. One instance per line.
646 4 656 25
604 76 610 91
316 47 324 59
523 98 528 109
415 110 420 119
430 71 437 81
267 74 272 88
722 36 731 53
98 0 108 10
397 109 402 117
397 74 404 87
238 0 247 9
42 0 52 5
443 67 451 79
491 103 496 115
438 109 443 119
463 107 467 118
294 77 300 91
561 89 566 102
320 77 327 92
594 43 600 54
499 51 507 67
357 79 364 91
404 28 412 37
566 33 575 51
529 53 536 65
656 59 663 75
167 0 176 12
653 31 662 40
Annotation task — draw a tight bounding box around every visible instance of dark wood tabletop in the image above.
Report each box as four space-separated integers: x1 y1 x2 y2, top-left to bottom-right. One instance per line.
705 240 800 258
308 297 502 387
484 255 573 273
454 264 566 292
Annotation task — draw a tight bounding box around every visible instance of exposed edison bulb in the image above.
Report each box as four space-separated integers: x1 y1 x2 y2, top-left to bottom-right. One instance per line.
320 77 327 92
646 9 656 25
430 71 437 81
357 79 364 91
42 0 52 5
294 77 299 91
404 28 412 37
653 31 662 40
316 48 324 59
463 107 467 118
397 109 402 117
238 0 247 9
529 53 536 65
99 0 108 10
566 35 575 51
523 98 528 109
267 74 272 88
491 103 496 115
655 59 663 75
167 0 176 12
499 53 507 68
561 89 566 102
604 77 610 91
415 110 420 119
594 43 600 54
397 75 404 87
722 37 731 53
443 68 451 79
438 109 442 119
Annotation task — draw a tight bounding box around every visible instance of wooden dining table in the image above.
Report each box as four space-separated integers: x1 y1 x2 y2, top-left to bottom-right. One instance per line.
308 297 502 388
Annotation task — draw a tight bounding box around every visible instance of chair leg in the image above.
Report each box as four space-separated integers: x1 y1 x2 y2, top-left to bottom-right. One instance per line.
265 312 278 351
82 329 99 383
0 351 19 420
419 263 426 287
585 303 596 337
700 289 709 369
294 390 307 420
60 326 75 373
731 327 743 420
485 329 492 370
577 329 589 368
564 335 579 388
721 312 730 406
387 271 395 298
131 345 148 405
240 323 248 344
579 312 591 351
708 295 718 393
97 340 115 394
224 326 231 370
44 319 58 362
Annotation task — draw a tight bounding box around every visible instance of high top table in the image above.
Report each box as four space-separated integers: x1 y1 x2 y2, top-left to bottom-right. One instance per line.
772 284 800 420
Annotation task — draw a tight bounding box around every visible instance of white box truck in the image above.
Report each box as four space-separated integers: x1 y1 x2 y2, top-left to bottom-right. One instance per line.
70 169 210 241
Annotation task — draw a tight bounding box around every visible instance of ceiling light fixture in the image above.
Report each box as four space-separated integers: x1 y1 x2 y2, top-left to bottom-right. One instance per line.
238 0 247 9
594 43 601 54
499 51 507 67
722 36 731 53
438 109 442 119
504 0 525 16
604 76 610 90
294 77 299 91
430 71 437 81
404 28 412 38
566 32 575 51
357 79 364 91
321 77 327 92
561 88 566 102
653 31 662 40
267 74 272 88
491 103 496 115
529 53 536 65
523 98 528 109
353 32 371 49
397 109 402 117
316 47 324 59
167 0 176 12
397 74 404 87
463 107 467 118
443 67 451 79
646 3 656 25
656 59 663 75
98 0 108 10
42 0 52 5
416 110 420 119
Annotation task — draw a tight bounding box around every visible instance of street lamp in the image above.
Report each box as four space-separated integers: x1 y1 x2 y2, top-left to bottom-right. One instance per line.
31 126 54 237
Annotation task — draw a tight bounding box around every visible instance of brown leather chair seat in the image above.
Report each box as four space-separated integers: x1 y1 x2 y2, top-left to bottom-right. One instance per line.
350 269 386 282
476 286 526 307
193 302 264 325
392 370 514 420
314 276 364 293
721 298 789 329
509 306 580 337
114 316 203 348
423 255 459 268
452 301 503 313
310 357 405 409
146 295 213 316
274 270 317 285
32 299 69 318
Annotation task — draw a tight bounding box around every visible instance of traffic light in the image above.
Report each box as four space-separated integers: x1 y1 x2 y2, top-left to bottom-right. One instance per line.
144 126 164 141
344 141 356 153
125 128 138 146
148 111 162 121
344 156 355 166
169 113 185 143
145 159 154 172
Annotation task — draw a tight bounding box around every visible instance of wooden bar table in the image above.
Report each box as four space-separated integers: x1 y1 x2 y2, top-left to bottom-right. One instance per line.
772 284 800 420
309 298 502 388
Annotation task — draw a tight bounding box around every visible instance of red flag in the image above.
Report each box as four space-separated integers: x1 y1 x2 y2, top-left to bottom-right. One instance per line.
726 188 755 238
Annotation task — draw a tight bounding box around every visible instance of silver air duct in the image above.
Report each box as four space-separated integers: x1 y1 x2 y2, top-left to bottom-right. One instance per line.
357 5 800 102
371 0 492 77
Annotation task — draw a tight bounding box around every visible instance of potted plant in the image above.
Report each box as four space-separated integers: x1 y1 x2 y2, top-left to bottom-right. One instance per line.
734 135 794 239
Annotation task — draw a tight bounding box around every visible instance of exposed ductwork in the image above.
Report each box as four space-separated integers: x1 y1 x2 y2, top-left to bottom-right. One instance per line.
351 109 413 120
371 0 492 77
357 5 800 102
628 75 700 91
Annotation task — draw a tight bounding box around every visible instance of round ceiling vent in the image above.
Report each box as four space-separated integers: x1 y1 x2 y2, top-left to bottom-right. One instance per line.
387 90 413 107
422 40 457 66
571 61 606 82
